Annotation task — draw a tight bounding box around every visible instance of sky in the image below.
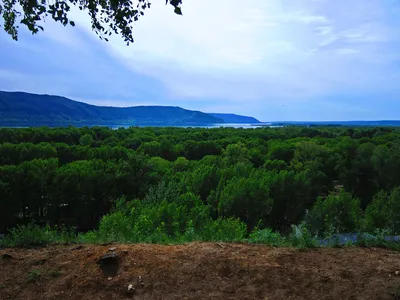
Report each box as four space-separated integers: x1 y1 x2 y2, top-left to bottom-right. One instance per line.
1 0 400 121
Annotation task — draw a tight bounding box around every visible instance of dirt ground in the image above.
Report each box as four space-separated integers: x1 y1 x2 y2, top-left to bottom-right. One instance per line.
1 243 400 300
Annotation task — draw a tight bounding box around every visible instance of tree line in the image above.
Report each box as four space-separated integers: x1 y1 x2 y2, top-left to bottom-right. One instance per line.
0 125 400 239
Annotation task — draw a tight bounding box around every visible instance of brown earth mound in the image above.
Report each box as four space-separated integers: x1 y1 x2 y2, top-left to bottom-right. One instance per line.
1 243 400 299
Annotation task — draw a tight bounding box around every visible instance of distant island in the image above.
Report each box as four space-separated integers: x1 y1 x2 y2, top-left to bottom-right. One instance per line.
0 91 260 126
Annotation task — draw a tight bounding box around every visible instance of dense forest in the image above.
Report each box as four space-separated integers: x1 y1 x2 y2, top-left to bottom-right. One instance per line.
0 126 400 245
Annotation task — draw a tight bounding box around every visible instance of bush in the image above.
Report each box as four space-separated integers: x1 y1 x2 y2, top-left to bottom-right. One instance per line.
248 228 286 246
288 223 317 249
28 269 42 282
77 231 99 244
0 223 76 247
97 211 133 243
364 187 400 234
200 218 247 242
306 191 362 236
355 229 400 251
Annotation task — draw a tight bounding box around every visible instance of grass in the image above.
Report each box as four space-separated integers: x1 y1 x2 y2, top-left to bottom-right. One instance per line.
48 269 62 278
0 223 76 248
390 287 400 300
28 269 42 282
247 228 287 246
2 222 400 251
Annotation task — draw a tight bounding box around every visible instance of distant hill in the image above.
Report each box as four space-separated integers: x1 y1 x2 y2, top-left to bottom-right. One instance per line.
270 121 400 127
209 113 260 123
0 91 224 126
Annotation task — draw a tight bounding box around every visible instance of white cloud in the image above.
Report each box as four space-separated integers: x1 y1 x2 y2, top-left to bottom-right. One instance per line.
316 26 334 36
70 0 399 101
337 48 360 55
3 0 400 120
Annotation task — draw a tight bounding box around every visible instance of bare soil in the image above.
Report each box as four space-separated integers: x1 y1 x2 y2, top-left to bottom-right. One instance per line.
1 243 400 299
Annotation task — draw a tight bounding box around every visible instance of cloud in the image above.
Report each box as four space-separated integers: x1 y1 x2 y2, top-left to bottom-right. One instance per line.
337 48 360 55
1 0 400 121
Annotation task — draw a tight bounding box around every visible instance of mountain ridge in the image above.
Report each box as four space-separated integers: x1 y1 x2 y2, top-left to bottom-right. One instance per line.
0 91 220 126
209 113 260 123
0 91 262 126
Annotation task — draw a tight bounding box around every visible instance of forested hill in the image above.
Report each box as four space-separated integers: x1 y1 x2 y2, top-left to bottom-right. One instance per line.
209 113 260 123
0 91 225 126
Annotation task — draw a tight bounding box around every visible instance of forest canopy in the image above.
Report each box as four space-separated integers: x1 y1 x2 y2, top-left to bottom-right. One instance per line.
1 125 400 246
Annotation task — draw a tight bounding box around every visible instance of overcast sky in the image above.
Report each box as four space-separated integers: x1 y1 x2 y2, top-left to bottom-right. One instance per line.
1 0 400 121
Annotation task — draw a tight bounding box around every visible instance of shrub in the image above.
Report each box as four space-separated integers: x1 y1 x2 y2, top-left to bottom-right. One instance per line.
28 269 42 282
77 231 99 244
0 224 61 247
0 223 79 247
306 191 362 236
364 187 400 234
200 218 247 242
248 228 286 246
97 211 133 243
288 223 317 249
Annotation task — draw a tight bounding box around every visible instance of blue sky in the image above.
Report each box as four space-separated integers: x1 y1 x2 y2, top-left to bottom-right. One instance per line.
1 0 400 121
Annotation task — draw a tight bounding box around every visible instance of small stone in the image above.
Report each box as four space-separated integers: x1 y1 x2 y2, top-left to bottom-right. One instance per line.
395 271 400 276
127 284 136 296
108 247 117 252
108 277 113 281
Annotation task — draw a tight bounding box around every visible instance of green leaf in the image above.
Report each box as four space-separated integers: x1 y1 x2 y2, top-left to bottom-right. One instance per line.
170 0 182 7
69 21 75 26
174 7 182 15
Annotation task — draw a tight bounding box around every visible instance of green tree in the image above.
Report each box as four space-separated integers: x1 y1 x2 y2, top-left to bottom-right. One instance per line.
1 0 183 43
79 134 94 146
306 191 362 236
364 187 400 234
217 170 274 230
222 142 251 166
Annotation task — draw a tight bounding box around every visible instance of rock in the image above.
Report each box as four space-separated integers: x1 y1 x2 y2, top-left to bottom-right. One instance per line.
97 253 120 277
108 247 117 252
126 284 136 297
2 253 13 260
395 271 400 276
108 277 113 281
128 284 135 292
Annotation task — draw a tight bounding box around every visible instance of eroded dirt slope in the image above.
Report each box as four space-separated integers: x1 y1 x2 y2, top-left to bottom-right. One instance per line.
1 243 400 300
